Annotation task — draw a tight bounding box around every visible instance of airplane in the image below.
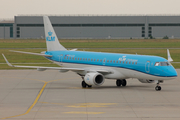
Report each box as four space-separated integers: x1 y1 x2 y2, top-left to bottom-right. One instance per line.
2 16 177 91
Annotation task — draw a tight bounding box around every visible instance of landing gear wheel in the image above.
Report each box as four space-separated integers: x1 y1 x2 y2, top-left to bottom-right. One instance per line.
116 80 122 87
155 86 161 91
155 80 162 91
81 81 87 88
122 79 127 86
87 85 92 88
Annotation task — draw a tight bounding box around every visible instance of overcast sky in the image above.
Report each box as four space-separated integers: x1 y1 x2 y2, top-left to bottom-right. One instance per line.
1 0 180 19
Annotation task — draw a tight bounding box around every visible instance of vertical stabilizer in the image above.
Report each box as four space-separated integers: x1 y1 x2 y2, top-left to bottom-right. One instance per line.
43 16 66 51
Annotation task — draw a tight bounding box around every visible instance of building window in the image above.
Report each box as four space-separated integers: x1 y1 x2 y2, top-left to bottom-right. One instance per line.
10 27 13 38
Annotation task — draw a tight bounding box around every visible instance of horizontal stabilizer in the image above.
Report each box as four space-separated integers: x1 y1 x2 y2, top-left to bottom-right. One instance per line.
10 50 52 57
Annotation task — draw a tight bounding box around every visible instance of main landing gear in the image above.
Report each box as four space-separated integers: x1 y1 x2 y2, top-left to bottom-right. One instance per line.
116 79 127 87
81 77 92 88
155 81 161 91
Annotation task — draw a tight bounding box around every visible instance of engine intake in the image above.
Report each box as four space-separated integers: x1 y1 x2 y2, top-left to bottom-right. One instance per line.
84 73 105 86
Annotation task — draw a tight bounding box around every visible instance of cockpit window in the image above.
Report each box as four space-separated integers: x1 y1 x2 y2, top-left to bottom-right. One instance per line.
155 62 160 66
160 62 170 66
155 62 171 66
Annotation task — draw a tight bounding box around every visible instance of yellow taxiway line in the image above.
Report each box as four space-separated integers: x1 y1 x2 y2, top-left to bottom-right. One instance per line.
1 77 67 119
1 82 47 119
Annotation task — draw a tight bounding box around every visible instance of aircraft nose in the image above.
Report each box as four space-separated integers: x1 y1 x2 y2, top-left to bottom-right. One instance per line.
167 67 177 77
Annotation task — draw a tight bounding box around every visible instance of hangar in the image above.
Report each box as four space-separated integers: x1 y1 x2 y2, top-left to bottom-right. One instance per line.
1 15 180 39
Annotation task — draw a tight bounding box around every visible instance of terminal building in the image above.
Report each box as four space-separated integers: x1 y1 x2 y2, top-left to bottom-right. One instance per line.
1 15 180 39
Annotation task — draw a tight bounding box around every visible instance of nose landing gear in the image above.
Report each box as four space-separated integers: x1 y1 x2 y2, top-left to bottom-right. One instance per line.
155 80 162 91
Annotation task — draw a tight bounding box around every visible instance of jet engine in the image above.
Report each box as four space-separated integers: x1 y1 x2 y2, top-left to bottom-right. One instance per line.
84 73 105 86
138 79 155 83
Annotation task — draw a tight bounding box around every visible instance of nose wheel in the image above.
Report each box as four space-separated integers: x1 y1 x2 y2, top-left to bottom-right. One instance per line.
155 81 161 91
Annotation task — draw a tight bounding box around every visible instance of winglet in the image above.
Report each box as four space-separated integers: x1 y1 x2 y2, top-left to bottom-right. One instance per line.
2 54 14 67
167 49 173 62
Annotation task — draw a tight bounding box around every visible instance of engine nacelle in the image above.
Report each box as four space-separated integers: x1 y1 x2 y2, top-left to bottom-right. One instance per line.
84 73 105 86
138 79 155 83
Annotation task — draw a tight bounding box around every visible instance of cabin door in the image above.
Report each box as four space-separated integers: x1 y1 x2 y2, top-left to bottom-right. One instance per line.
145 61 150 73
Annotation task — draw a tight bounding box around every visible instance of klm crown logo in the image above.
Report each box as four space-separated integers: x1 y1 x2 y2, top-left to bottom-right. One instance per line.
48 31 53 36
46 31 55 41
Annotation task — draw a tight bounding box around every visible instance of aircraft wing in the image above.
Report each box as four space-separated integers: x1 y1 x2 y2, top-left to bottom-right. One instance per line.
2 54 111 74
9 50 52 57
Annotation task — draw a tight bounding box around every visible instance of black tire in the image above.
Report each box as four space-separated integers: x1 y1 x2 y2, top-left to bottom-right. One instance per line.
158 86 161 91
122 79 127 86
116 80 122 87
155 86 159 91
82 81 87 88
88 85 92 88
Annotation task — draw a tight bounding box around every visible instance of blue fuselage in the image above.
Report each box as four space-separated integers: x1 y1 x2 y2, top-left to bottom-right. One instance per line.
45 50 177 78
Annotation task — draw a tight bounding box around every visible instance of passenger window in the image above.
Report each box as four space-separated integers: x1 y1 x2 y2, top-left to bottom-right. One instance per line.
94 59 96 61
75 58 77 60
110 60 112 63
132 62 134 64
80 58 82 60
135 62 137 64
69 57 71 59
64 57 66 59
91 59 93 61
85 58 87 61
97 59 99 62
103 59 105 62
83 58 85 60
116 61 118 63
126 61 128 64
88 59 90 61
129 62 131 64
119 61 121 63
72 57 74 60
113 60 115 63
100 60 102 62
78 58 79 60
107 60 109 62
67 57 68 59
123 61 124 64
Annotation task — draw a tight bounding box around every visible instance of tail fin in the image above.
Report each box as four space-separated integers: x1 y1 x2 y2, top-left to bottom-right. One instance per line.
43 16 66 51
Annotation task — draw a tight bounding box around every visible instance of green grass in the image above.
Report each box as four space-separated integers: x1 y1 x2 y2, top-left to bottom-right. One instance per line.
1 39 180 48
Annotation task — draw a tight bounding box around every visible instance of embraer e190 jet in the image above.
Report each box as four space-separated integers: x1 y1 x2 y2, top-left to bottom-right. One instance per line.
2 16 177 91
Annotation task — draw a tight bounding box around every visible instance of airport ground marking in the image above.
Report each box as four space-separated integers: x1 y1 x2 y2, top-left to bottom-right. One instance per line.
1 77 71 119
1 81 47 119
